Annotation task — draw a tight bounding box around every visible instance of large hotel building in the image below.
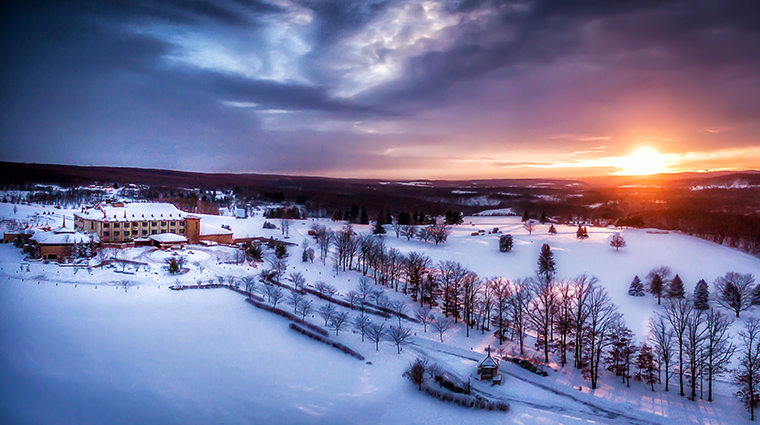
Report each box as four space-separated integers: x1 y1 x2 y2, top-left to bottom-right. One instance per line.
74 202 202 244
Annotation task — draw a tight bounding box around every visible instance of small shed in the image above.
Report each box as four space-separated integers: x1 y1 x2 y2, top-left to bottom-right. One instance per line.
477 350 499 381
149 233 187 250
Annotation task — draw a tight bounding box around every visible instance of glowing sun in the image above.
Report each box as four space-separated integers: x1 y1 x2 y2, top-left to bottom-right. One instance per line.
615 147 671 175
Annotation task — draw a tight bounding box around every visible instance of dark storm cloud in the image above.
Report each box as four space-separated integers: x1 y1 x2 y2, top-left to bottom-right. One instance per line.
1 0 759 177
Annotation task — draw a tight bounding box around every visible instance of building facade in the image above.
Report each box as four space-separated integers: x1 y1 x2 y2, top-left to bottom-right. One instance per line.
74 202 201 244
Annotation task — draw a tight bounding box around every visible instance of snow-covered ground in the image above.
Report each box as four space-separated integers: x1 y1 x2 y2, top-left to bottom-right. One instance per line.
1 201 760 424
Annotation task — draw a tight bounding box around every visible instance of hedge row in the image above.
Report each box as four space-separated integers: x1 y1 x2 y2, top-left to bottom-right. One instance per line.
289 323 366 361
246 298 329 337
422 381 509 411
169 283 264 302
301 286 391 318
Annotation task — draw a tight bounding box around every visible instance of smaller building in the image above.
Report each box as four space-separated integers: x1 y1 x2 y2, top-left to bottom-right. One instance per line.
30 227 96 260
235 206 247 219
148 233 188 250
200 223 234 245
477 350 499 381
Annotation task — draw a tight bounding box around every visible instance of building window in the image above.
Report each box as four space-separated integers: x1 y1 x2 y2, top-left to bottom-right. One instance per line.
114 223 120 228
151 230 157 235
103 231 110 237
179 229 184 234
142 230 148 236
161 221 167 226
132 230 138 236
114 231 120 236
103 223 110 229
142 222 148 227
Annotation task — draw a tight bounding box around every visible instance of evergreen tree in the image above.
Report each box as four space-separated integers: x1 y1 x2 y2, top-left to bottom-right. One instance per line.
536 244 556 281
650 274 664 304
398 211 409 225
548 224 557 235
332 209 342 221
576 224 589 239
636 344 658 391
373 212 386 235
385 210 392 225
499 234 513 252
275 244 288 259
540 210 547 224
628 275 645 296
694 279 710 310
522 210 529 222
359 208 369 225
667 274 685 298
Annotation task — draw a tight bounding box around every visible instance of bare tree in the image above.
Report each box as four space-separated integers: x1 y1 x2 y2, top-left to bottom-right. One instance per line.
572 274 596 370
649 316 674 392
289 271 306 291
476 279 495 335
460 271 481 337
509 279 531 355
662 297 692 396
428 218 450 245
262 284 284 307
390 300 407 327
432 316 454 343
391 217 402 238
437 260 467 319
527 275 558 363
704 308 736 402
367 322 386 351
311 224 332 264
266 256 288 284
314 281 337 304
610 233 626 251
404 252 431 302
715 271 756 318
385 248 404 291
117 279 133 293
523 219 537 235
353 314 371 342
357 277 375 306
735 319 760 421
298 300 312 321
280 219 291 238
241 276 256 297
388 325 413 353
414 306 434 332
684 307 706 400
329 311 350 335
582 284 620 389
491 278 513 346
318 303 337 326
287 291 305 314
401 224 417 241
555 280 575 366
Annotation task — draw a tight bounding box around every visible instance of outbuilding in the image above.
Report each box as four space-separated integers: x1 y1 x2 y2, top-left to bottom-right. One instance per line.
149 233 188 250
477 350 499 381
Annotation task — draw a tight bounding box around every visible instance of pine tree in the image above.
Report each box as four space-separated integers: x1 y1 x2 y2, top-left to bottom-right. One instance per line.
536 244 556 281
540 210 547 224
628 275 645 297
576 224 589 239
694 279 710 310
636 344 658 391
650 274 664 304
359 208 369 225
548 224 557 235
499 234 513 252
522 210 529 222
667 274 685 298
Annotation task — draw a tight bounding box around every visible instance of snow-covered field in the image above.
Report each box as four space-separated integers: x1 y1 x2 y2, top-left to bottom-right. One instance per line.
1 202 760 424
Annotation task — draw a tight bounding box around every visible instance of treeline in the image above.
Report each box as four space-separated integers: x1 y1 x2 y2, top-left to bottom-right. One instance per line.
618 209 760 254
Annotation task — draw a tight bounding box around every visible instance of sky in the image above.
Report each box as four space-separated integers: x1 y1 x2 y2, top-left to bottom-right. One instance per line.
1 0 759 180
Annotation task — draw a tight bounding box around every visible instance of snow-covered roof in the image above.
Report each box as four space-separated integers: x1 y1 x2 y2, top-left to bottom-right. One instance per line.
30 229 95 245
148 233 188 244
478 353 498 369
74 202 187 222
201 223 233 236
